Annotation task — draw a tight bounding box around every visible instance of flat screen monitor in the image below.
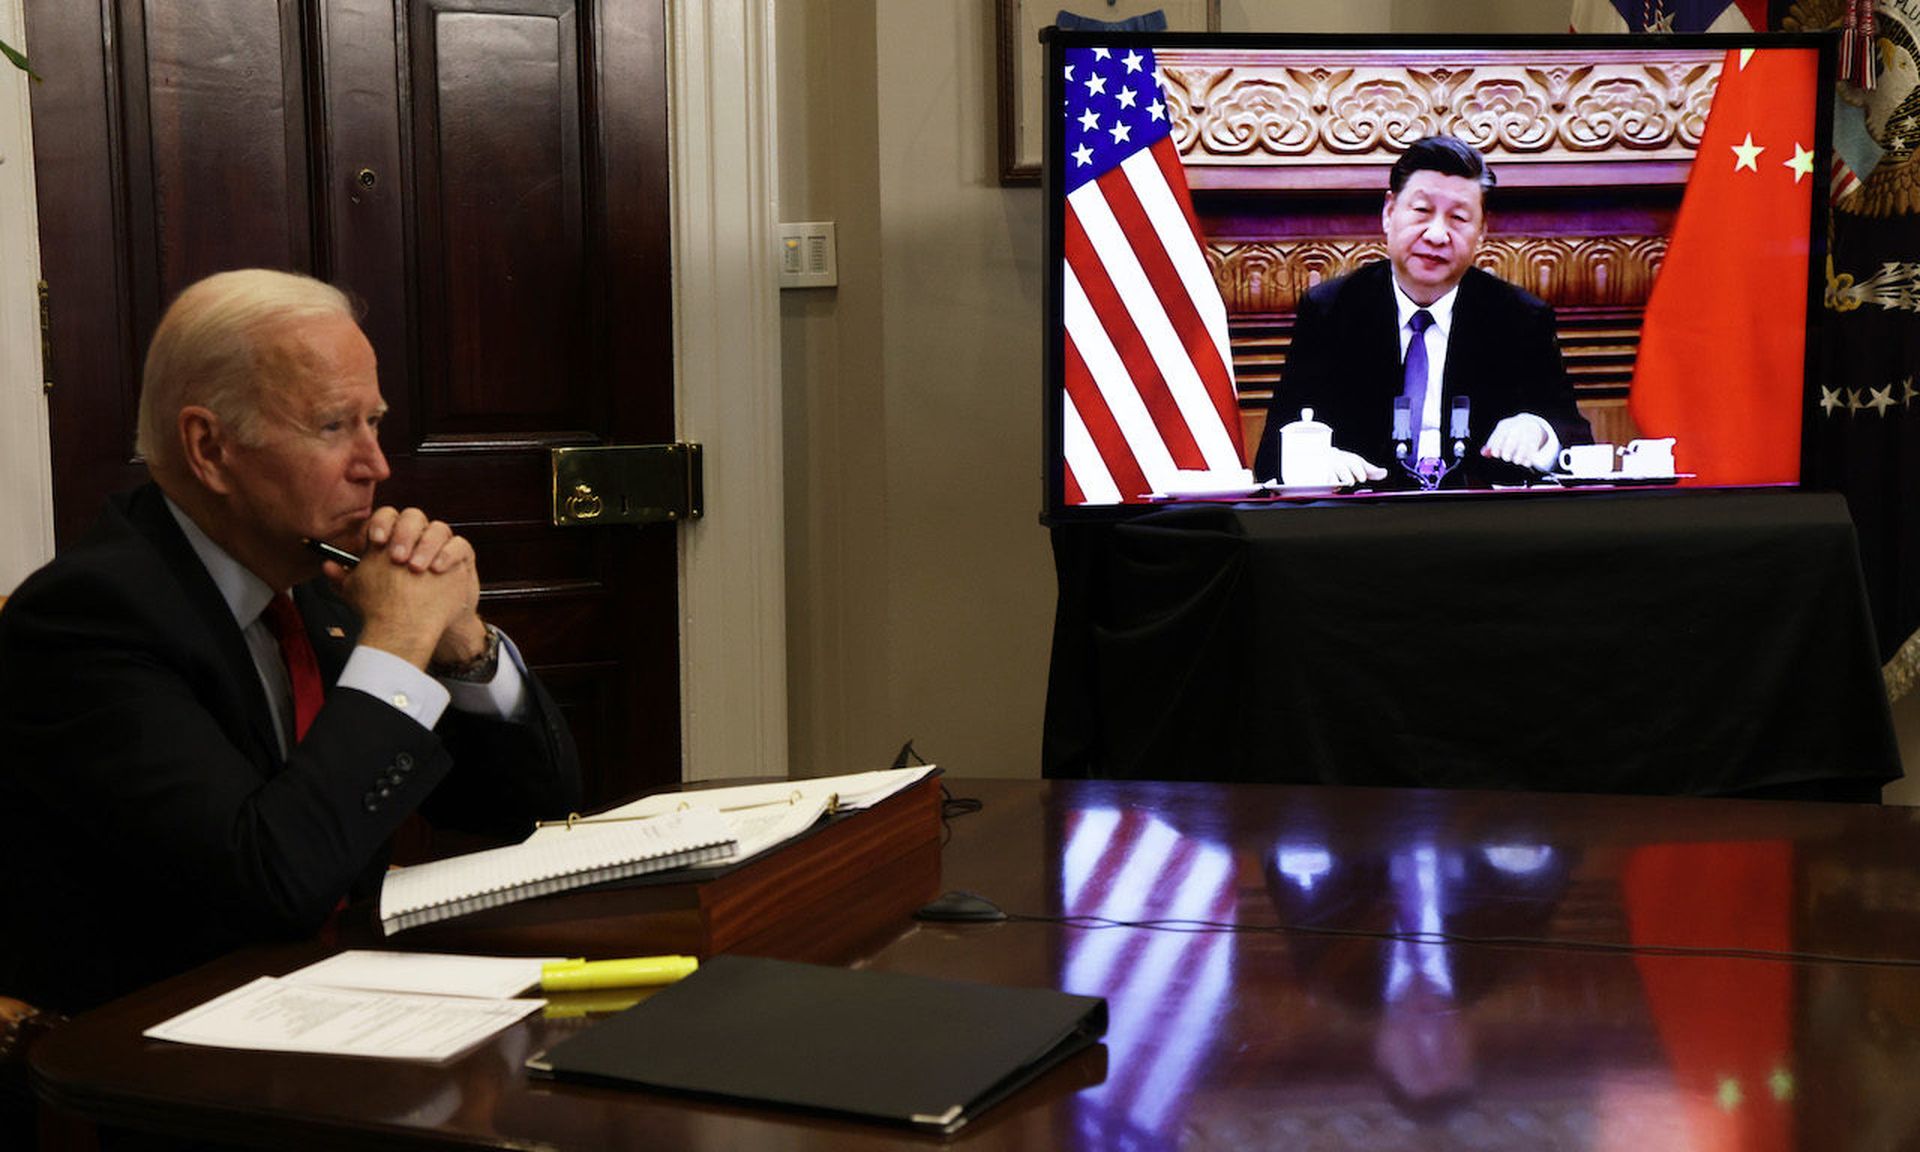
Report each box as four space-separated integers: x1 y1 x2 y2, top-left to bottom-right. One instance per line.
1041 31 1834 521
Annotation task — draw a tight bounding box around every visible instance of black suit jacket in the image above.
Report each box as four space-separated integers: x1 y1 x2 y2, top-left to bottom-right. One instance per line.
0 484 582 1012
1252 262 1592 487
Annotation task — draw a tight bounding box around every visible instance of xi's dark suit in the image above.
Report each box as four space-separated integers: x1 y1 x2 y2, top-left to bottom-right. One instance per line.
1252 262 1591 488
0 484 581 1012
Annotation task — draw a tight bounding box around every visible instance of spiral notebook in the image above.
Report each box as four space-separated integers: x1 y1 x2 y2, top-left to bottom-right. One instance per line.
378 806 735 934
525 954 1109 1134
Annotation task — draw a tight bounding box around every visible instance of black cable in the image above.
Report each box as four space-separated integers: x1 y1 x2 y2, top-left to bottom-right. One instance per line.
940 786 983 819
975 911 1920 971
936 786 982 846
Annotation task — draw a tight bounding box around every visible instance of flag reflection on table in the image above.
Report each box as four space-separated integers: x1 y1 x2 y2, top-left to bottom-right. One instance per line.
1058 806 1236 1147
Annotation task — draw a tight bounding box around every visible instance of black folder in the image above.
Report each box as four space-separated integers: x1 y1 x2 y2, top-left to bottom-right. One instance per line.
525 954 1108 1134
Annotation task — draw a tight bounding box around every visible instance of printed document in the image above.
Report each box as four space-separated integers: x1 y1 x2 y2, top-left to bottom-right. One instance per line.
590 765 939 865
143 976 541 1062
283 950 556 999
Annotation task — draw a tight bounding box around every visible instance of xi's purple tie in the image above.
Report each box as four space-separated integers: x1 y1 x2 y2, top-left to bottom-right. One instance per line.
1402 308 1437 473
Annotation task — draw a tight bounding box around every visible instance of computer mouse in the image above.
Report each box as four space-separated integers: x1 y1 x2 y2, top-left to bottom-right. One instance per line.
913 890 1008 923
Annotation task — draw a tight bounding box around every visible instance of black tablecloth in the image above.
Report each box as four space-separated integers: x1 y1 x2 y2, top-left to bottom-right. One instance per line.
1043 490 1901 796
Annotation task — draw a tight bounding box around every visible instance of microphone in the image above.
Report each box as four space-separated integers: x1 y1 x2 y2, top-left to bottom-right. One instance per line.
1392 397 1411 459
1448 397 1470 459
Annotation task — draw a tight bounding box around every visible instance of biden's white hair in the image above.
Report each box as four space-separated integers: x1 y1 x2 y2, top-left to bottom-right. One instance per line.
136 269 358 478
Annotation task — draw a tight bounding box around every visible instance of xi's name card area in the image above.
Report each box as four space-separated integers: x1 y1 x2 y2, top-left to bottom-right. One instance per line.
142 976 543 1062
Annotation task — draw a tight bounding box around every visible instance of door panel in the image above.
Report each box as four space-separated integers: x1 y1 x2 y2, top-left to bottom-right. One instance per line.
413 1 590 435
128 0 312 307
316 0 411 414
27 0 679 806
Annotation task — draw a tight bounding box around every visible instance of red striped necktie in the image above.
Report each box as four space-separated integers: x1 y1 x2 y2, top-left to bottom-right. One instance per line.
261 592 324 743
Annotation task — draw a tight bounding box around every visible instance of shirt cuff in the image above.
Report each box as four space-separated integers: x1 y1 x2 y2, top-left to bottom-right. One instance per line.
338 646 451 730
439 628 531 721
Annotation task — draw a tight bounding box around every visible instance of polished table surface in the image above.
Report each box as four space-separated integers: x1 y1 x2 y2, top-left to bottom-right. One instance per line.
34 778 1920 1150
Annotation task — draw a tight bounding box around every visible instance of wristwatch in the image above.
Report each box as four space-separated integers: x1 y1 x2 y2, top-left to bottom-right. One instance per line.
432 625 501 683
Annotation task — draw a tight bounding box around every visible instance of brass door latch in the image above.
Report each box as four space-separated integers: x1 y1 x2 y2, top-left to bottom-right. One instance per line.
551 444 703 526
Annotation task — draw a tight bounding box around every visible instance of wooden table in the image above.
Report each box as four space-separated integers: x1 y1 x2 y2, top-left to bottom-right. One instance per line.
33 779 1920 1149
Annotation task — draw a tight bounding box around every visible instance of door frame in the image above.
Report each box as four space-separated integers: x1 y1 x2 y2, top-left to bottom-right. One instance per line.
669 0 788 782
0 2 54 593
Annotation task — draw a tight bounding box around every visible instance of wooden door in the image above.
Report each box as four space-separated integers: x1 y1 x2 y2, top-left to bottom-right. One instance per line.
25 0 677 806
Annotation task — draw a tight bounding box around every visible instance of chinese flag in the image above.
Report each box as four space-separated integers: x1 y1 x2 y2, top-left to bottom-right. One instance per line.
1630 48 1819 486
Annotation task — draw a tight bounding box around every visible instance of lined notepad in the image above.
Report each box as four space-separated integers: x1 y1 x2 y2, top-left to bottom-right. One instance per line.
378 806 735 934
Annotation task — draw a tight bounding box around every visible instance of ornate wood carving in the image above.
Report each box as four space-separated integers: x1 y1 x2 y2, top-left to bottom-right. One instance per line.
1161 48 1723 177
1210 234 1670 314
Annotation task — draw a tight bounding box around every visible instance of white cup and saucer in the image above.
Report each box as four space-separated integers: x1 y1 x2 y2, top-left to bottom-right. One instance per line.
1557 442 1616 479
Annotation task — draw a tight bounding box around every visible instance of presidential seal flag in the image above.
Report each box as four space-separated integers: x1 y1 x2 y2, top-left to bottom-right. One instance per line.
1059 45 1244 506
1569 0 1769 32
1782 0 1920 695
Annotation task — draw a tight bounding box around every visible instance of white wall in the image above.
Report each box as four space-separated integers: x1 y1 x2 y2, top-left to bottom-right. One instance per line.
0 0 53 594
869 2 1056 776
778 0 897 776
778 0 1055 778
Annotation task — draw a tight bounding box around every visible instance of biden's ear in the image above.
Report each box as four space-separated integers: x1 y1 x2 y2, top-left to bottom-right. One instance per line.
178 405 236 496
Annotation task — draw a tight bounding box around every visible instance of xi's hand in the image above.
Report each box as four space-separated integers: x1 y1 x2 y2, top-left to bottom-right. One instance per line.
1480 415 1551 468
1328 449 1388 487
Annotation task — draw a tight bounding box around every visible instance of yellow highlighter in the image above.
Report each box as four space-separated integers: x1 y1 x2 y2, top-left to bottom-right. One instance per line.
540 955 699 992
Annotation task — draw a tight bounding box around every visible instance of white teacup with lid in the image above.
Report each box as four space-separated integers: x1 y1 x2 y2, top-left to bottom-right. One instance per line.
1279 408 1334 486
1618 437 1676 478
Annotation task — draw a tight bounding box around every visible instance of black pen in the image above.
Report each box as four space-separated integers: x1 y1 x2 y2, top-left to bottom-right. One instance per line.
303 538 361 569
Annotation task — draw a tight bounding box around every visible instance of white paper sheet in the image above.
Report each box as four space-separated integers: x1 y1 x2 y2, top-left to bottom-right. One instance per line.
586 765 939 865
283 950 557 1000
143 976 542 1062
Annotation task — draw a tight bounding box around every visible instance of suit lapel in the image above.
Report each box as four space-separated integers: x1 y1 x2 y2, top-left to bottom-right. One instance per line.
1366 263 1408 401
118 485 288 771
1440 268 1487 412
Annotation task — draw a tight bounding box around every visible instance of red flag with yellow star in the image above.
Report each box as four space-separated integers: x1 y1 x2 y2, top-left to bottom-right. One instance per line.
1629 47 1820 486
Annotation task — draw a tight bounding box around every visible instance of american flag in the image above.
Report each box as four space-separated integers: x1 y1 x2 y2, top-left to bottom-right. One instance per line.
1060 45 1243 505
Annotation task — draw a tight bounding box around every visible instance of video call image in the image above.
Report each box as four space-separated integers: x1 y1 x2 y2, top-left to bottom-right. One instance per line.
1052 40 1823 508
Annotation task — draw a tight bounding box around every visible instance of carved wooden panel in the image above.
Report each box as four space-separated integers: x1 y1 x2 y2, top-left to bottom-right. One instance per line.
1160 48 1722 185
1208 234 1670 315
